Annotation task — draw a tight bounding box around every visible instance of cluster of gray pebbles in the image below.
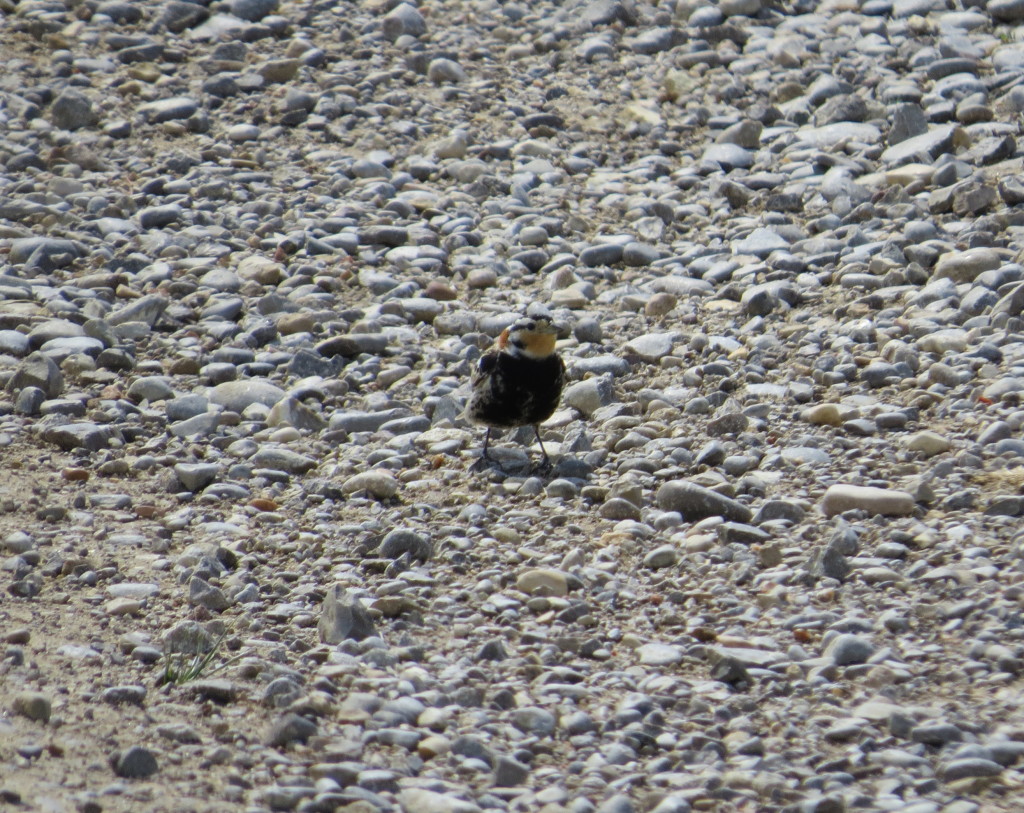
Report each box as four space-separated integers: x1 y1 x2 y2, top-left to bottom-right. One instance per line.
6 0 1024 810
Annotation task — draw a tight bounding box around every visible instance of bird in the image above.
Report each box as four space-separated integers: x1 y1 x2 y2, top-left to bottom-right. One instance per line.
465 313 566 470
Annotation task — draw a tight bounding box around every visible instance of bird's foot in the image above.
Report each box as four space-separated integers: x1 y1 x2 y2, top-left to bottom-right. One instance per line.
530 456 554 476
470 454 498 473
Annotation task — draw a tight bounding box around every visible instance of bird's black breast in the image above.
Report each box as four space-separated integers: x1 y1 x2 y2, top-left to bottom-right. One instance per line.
469 351 565 428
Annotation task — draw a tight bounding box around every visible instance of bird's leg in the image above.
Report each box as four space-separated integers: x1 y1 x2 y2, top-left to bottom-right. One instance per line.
470 427 495 472
532 425 553 474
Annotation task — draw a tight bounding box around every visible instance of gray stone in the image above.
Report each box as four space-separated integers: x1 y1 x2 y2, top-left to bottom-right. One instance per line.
250 447 316 474
12 691 51 722
101 685 147 706
702 143 754 169
382 3 426 39
174 463 220 492
170 412 220 439
941 758 1003 781
826 634 875 666
493 755 530 787
934 248 1002 282
139 96 199 123
427 58 467 84
50 89 98 130
563 376 615 417
580 243 624 266
230 0 277 20
166 395 209 422
267 713 317 746
209 380 286 412
881 124 962 164
266 397 326 431
821 485 915 518
128 376 174 402
889 103 929 144
643 545 678 569
379 529 432 561
189 577 230 612
139 204 183 229
511 707 556 737
912 722 964 746
319 584 376 643
637 643 683 666
107 295 168 327
990 0 1024 22
624 332 677 363
42 423 119 452
656 481 754 522
114 746 159 778
732 227 789 257
10 238 81 270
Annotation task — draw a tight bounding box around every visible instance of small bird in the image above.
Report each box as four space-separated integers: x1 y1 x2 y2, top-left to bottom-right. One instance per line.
465 314 566 469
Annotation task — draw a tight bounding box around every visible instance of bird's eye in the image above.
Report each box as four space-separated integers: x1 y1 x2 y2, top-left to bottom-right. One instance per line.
525 322 535 330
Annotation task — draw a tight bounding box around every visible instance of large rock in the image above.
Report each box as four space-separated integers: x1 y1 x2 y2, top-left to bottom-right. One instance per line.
881 124 965 165
655 481 753 522
7 351 63 398
209 380 286 412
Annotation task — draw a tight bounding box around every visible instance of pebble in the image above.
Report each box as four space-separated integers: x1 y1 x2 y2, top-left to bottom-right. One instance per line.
516 569 569 597
906 431 952 456
821 485 916 518
113 746 159 779
826 634 876 666
341 470 399 499
11 692 51 723
637 643 683 666
656 481 754 522
319 584 377 643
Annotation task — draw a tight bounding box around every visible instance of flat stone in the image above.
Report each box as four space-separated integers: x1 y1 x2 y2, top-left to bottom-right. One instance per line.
796 122 881 148
912 722 964 746
732 227 790 257
941 758 1003 781
397 789 482 813
905 431 951 456
516 568 569 597
637 643 684 666
563 377 615 417
881 124 963 164
316 334 389 357
624 332 677 363
821 485 915 518
702 143 754 169
933 248 1002 282
341 470 399 499
656 480 753 522
42 423 119 451
208 380 286 411
139 96 199 123
250 447 317 474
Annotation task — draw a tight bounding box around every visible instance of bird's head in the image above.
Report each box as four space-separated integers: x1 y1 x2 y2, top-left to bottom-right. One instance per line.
497 315 560 360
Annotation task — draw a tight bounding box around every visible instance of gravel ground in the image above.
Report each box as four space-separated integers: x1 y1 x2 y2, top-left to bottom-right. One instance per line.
5 0 1024 811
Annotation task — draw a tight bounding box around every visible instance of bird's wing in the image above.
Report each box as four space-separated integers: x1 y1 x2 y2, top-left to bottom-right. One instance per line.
471 351 499 387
